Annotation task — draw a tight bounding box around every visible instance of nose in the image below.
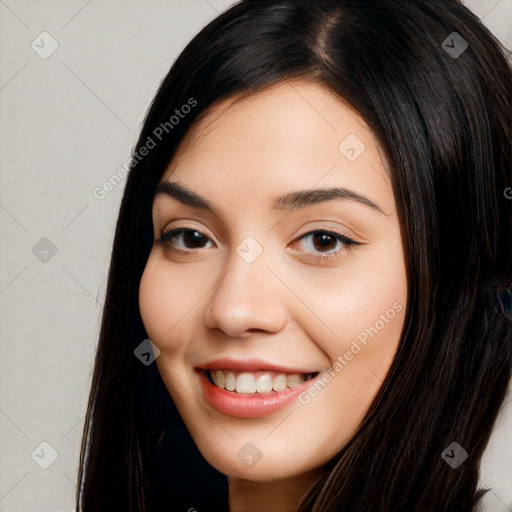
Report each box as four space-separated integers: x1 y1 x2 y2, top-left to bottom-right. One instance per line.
202 246 288 338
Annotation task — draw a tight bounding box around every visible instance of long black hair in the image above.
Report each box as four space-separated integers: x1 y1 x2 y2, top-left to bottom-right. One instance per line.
77 1 512 510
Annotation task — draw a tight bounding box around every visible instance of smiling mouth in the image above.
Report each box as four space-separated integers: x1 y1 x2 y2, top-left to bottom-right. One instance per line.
203 369 320 394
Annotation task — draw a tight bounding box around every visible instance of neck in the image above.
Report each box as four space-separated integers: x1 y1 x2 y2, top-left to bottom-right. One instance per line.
228 470 318 512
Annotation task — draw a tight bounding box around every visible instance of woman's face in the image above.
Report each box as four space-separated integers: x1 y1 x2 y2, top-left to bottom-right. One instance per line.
139 80 407 483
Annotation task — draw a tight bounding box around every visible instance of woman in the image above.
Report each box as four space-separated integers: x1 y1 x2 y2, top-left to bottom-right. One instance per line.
76 1 512 510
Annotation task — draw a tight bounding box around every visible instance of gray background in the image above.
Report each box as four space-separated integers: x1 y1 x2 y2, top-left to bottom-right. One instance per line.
0 1 511 510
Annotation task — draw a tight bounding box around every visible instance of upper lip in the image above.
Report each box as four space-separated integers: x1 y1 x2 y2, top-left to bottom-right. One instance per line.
197 357 319 374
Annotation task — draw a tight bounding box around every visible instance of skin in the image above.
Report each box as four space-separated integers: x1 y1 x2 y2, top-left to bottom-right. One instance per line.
139 80 408 512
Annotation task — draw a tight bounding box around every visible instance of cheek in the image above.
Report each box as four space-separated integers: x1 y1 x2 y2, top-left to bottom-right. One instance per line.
138 251 205 350
290 253 407 453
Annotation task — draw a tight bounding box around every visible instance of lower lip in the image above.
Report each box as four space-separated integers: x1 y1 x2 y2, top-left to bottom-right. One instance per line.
197 370 318 418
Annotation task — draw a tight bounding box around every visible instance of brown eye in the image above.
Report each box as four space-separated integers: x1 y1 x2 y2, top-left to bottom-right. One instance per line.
181 230 209 248
292 230 360 259
158 228 214 250
311 232 338 252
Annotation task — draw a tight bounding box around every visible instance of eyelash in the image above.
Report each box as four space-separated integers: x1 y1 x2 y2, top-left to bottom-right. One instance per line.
156 226 361 261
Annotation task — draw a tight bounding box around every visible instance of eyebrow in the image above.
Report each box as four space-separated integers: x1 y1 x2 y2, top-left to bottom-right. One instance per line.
154 180 386 215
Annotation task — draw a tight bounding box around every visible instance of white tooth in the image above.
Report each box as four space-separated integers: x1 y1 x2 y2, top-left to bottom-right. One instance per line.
210 371 219 386
236 372 257 394
286 373 305 388
256 374 273 393
225 372 236 391
273 374 287 392
216 370 226 388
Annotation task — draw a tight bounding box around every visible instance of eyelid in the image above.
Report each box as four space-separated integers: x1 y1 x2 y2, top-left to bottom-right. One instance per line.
159 222 217 242
295 229 360 246
290 218 361 241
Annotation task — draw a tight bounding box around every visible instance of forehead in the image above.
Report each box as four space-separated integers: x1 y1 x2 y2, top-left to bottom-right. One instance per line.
159 80 393 213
